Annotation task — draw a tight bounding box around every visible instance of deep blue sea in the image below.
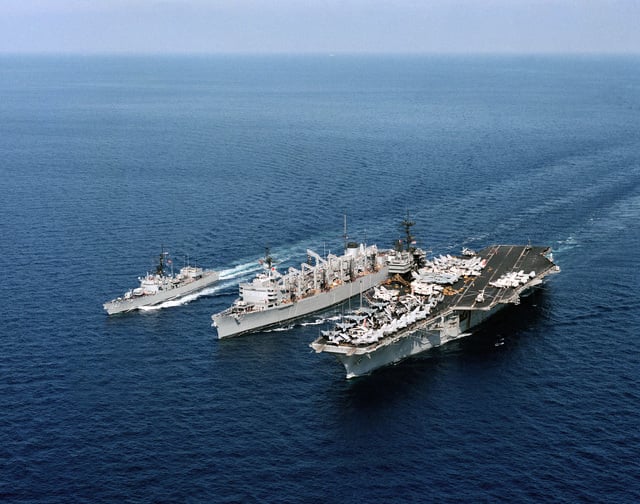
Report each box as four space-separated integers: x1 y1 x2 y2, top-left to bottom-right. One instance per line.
1 54 639 503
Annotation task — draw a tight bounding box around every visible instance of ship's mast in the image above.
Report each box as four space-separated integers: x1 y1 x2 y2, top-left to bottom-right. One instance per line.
401 213 416 253
343 214 348 254
157 245 165 276
264 246 274 279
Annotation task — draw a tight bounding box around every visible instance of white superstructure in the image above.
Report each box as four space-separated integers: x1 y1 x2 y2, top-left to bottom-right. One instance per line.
104 249 219 315
212 243 390 338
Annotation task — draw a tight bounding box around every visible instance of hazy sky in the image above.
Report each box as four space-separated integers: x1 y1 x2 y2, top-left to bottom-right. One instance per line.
1 0 639 54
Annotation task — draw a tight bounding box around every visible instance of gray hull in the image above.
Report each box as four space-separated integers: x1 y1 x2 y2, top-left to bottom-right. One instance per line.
213 268 389 338
311 244 559 378
332 303 504 378
104 271 220 315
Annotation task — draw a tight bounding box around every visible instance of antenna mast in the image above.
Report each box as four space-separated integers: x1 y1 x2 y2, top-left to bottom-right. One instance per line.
401 212 416 252
264 246 274 279
343 214 348 254
157 245 165 276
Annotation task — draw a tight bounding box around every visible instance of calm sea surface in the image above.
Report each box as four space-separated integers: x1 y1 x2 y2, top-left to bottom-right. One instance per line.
1 55 639 503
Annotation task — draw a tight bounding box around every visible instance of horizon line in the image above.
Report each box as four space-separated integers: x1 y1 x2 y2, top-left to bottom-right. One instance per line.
2 50 640 57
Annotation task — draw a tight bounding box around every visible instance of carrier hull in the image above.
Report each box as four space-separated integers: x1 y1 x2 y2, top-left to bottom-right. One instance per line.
311 245 559 378
333 299 508 378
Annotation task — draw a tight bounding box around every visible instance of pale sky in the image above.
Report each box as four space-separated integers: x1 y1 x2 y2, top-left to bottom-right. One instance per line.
1 0 639 54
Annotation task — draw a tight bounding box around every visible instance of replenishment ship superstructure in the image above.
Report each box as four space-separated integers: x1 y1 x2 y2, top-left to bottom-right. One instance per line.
103 249 219 315
211 216 426 339
311 244 560 378
212 243 391 338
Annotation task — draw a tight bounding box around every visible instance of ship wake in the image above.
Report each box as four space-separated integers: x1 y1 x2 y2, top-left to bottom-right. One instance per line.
138 260 265 312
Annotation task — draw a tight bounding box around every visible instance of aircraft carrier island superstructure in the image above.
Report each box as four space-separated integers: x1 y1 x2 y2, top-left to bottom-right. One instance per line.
311 244 560 378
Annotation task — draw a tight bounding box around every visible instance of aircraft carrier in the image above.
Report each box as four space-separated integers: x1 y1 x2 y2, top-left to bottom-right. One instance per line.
310 244 560 378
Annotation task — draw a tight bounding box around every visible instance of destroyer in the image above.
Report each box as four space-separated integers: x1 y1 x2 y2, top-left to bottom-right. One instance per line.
104 249 219 315
311 244 560 378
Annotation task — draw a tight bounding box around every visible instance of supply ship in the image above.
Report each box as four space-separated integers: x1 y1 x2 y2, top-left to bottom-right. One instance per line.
311 244 559 378
211 216 427 339
103 249 219 315
212 243 392 338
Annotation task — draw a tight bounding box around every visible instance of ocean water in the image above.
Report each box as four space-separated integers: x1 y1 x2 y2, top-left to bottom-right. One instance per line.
1 54 639 503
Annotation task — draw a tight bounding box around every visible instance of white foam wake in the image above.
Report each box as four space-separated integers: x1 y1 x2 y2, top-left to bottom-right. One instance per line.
138 259 265 312
138 284 229 311
299 319 326 326
555 235 579 254
136 242 343 313
219 261 262 281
